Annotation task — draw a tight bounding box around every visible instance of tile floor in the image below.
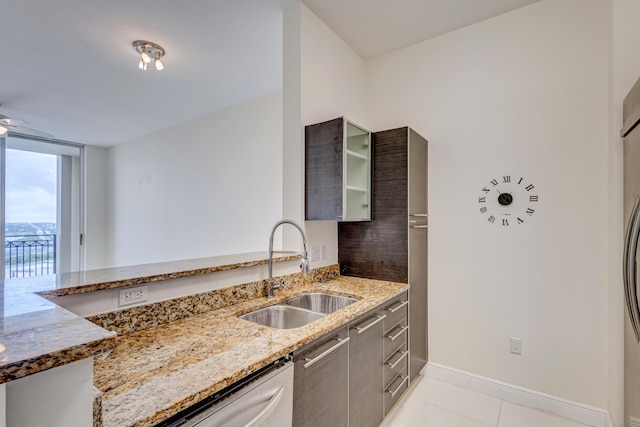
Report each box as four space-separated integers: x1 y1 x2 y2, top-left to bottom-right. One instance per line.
380 375 595 427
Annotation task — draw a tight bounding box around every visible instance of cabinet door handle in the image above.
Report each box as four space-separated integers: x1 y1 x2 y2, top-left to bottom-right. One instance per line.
386 326 409 341
303 337 350 368
385 300 409 313
354 314 386 334
386 350 408 369
387 375 408 397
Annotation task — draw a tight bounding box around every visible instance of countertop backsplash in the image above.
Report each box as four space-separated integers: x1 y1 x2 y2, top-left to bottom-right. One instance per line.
87 265 340 335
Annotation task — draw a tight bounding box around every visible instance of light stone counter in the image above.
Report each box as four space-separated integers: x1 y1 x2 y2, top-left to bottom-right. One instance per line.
37 252 299 297
0 281 116 384
92 272 408 427
0 252 296 384
0 254 407 427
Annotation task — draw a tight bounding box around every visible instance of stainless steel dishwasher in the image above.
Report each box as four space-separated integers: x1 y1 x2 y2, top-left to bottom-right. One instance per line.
158 359 293 427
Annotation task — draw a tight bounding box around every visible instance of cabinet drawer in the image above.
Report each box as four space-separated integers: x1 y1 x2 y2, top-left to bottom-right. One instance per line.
383 294 408 331
384 345 408 387
384 367 409 415
383 321 408 361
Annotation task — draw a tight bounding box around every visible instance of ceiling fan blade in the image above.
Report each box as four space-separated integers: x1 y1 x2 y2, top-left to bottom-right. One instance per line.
0 114 29 126
7 124 54 139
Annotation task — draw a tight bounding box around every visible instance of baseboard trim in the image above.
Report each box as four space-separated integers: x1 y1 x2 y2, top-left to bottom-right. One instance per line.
425 362 609 427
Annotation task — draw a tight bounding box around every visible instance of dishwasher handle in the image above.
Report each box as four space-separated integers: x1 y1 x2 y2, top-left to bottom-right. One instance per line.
243 386 284 427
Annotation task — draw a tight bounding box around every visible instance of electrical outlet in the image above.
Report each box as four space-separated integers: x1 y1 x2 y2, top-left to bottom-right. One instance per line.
119 285 148 307
510 337 522 355
321 244 327 260
310 246 320 262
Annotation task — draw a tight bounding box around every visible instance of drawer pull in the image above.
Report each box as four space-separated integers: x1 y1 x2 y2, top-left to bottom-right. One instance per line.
386 350 408 369
303 337 350 368
386 326 409 341
387 375 408 397
386 300 409 313
410 225 429 229
354 315 386 334
409 213 428 217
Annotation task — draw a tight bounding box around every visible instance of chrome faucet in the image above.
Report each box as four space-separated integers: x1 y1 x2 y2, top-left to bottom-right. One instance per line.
268 219 310 297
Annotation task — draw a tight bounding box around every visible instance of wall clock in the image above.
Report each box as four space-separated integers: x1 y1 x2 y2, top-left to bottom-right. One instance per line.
478 176 539 226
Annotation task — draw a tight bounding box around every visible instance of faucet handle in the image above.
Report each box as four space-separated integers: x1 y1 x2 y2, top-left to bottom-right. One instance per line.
270 279 289 292
300 257 310 275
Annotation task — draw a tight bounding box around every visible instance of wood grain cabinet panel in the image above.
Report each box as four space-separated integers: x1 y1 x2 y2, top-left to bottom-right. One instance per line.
305 117 371 221
292 326 349 427
349 310 385 427
339 127 428 384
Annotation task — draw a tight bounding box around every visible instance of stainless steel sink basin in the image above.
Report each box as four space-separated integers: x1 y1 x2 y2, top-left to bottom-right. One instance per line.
283 293 357 314
238 305 325 329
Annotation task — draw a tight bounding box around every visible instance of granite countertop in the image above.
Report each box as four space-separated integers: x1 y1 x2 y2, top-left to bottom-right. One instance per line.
0 283 116 383
94 276 408 427
0 252 297 384
37 252 299 297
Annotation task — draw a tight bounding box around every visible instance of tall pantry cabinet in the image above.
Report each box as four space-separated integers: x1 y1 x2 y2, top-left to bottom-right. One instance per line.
339 127 428 383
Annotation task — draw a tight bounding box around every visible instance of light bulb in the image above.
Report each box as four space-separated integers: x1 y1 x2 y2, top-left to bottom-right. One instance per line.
138 59 148 70
0 126 7 135
154 58 164 71
140 51 152 64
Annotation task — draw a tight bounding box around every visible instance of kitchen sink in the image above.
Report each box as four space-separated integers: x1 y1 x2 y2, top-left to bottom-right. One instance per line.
239 293 358 329
283 293 357 314
238 305 325 329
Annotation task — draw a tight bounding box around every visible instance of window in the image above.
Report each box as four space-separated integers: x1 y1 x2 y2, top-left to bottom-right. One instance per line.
2 135 84 279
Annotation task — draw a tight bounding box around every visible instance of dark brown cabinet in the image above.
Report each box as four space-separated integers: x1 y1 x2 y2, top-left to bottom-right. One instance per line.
348 309 385 427
292 296 409 427
383 293 410 415
292 326 349 427
339 127 428 384
305 117 371 221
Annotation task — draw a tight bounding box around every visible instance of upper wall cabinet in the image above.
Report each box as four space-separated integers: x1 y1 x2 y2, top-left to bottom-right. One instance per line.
305 117 371 221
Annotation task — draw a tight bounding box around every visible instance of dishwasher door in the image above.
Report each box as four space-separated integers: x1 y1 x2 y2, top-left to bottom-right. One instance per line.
164 361 293 427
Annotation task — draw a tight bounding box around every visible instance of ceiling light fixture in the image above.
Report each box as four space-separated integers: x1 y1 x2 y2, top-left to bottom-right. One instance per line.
132 40 165 71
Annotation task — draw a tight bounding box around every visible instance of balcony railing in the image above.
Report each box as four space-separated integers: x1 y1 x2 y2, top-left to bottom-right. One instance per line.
5 235 57 278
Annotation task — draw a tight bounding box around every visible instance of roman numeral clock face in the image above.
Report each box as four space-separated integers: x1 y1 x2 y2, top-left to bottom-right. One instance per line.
478 176 539 226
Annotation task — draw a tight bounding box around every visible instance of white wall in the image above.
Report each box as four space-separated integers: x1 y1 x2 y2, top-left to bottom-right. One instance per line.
611 0 640 424
300 5 367 128
367 0 609 408
282 3 368 268
107 92 283 267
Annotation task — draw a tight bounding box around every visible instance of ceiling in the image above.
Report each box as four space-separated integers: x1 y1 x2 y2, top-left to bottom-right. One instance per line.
0 0 541 147
304 0 542 59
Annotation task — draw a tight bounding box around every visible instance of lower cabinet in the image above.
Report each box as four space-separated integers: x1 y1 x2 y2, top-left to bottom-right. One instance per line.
383 293 410 416
292 291 410 427
292 326 349 427
349 309 385 427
